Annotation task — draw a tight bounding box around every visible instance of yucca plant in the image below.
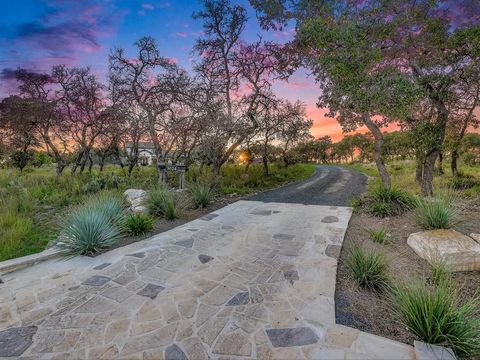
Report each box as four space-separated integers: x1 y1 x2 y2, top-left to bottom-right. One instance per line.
147 187 177 220
125 213 154 236
414 190 459 230
394 282 480 357
58 195 125 256
346 245 389 291
188 181 212 208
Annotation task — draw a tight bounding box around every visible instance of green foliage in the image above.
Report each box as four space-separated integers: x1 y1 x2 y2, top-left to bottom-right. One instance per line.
218 163 315 194
449 174 479 190
414 191 459 230
430 260 451 287
188 181 213 208
83 175 106 194
58 195 125 256
147 187 177 220
394 282 480 357
349 197 363 213
346 245 389 291
368 186 415 217
367 228 389 244
124 213 154 236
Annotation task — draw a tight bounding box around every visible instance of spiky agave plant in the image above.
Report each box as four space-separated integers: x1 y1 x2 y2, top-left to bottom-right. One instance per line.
58 194 125 256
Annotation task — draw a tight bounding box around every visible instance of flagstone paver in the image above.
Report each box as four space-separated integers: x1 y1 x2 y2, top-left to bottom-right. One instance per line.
0 200 414 359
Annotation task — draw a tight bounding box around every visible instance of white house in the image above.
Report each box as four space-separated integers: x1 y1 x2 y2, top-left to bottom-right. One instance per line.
124 142 157 166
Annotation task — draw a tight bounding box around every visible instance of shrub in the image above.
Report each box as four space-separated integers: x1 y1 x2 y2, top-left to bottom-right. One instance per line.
83 176 106 194
346 245 389 291
414 191 459 230
394 282 480 357
367 228 389 244
368 186 414 217
188 181 212 208
125 213 154 236
147 187 177 220
449 175 479 190
58 195 125 256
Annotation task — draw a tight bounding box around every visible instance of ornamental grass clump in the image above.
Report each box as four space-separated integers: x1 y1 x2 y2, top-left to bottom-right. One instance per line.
414 190 459 230
58 194 125 256
367 228 389 244
125 213 154 236
394 282 480 357
188 181 213 208
368 186 415 217
147 187 177 220
346 245 389 292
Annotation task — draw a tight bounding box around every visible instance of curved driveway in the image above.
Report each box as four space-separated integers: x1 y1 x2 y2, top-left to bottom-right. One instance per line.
248 165 367 206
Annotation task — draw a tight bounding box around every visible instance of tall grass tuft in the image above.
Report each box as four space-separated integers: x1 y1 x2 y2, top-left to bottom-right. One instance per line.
147 187 177 220
368 186 415 217
394 282 480 357
346 245 389 291
124 213 154 236
188 181 213 208
367 228 389 244
414 190 459 230
58 194 125 256
430 259 451 287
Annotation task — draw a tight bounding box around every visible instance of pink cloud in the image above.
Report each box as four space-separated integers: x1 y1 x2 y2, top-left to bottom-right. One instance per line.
175 32 187 38
165 57 178 65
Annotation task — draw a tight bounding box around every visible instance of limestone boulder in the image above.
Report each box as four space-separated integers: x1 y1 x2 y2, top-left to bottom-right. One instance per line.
469 233 480 244
123 189 147 213
407 229 480 272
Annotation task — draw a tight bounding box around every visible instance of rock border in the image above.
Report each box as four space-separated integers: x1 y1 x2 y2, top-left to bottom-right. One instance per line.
0 248 63 276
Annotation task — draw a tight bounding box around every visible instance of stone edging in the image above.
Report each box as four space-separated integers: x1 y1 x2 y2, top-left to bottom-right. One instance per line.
0 248 63 276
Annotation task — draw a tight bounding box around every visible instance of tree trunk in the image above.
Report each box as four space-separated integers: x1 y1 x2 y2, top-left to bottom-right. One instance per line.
451 150 459 177
415 157 424 185
262 155 269 176
128 162 135 176
437 150 444 175
421 150 437 196
56 162 66 177
362 113 391 188
88 154 93 173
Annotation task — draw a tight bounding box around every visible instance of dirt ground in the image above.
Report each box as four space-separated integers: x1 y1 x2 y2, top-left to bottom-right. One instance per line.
335 203 480 345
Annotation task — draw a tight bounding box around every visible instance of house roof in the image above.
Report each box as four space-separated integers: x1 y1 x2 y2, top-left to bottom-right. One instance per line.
125 142 156 149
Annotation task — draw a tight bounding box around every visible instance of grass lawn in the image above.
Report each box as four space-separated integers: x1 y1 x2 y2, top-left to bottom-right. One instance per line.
340 160 480 197
0 163 314 262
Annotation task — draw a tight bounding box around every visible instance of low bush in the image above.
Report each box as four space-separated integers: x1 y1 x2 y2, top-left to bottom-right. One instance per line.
188 181 212 208
58 195 125 256
414 191 459 230
394 282 480 357
346 245 389 291
125 213 154 236
368 186 414 217
367 228 389 244
147 187 177 220
449 174 479 190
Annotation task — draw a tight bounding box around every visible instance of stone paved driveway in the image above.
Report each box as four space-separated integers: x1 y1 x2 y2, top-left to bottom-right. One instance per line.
0 200 414 359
